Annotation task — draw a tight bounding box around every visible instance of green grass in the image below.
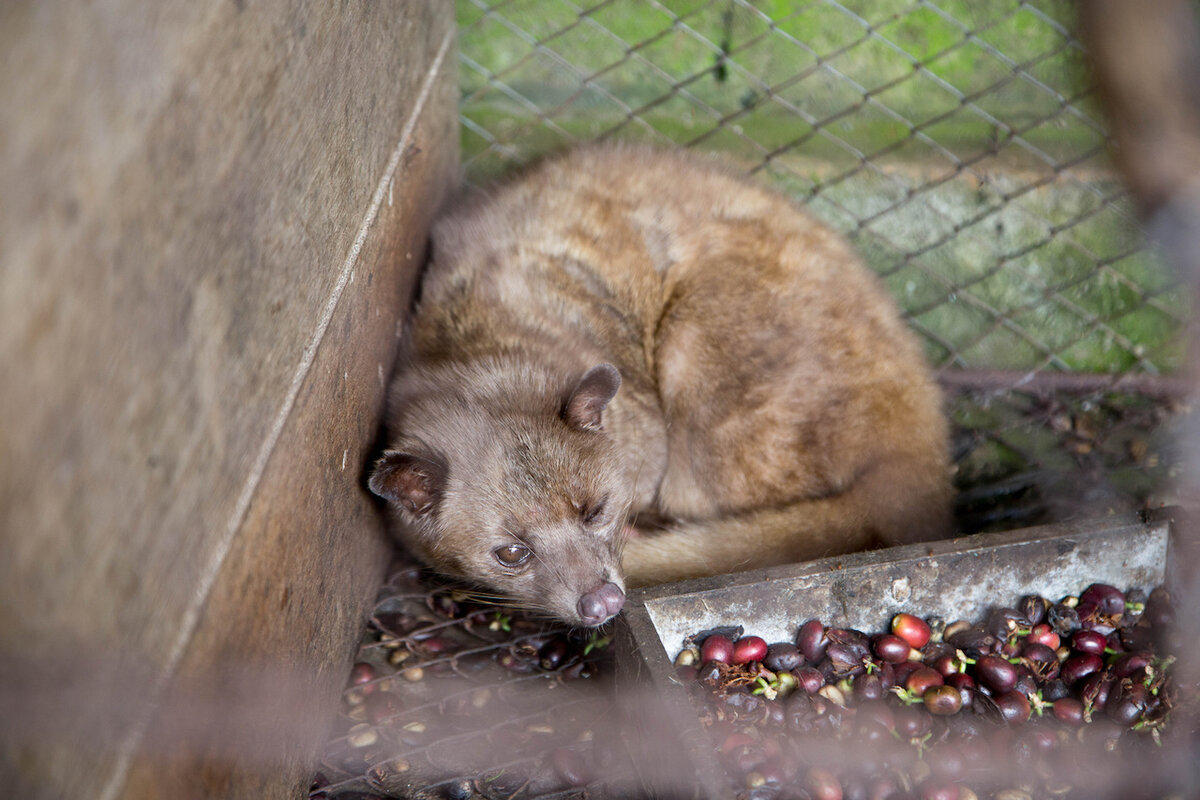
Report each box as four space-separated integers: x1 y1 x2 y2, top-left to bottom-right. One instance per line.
457 0 1185 375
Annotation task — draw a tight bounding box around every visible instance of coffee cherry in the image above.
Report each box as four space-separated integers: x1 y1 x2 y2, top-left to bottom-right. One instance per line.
733 635 768 665
797 619 829 662
700 634 734 664
973 655 1018 694
872 633 913 663
923 685 963 716
892 613 932 649
764 642 802 672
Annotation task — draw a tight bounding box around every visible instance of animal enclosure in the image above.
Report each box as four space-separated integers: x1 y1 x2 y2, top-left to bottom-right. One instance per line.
309 2 1192 798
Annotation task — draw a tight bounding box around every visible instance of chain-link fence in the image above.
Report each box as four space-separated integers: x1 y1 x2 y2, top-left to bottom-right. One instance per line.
312 4 1193 798
458 0 1189 527
459 0 1183 374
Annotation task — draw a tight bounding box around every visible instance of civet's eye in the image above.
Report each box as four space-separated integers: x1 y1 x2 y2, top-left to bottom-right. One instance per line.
581 498 607 525
493 543 532 567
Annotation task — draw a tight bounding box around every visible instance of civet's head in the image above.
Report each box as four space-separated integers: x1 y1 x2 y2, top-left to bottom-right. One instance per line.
369 363 629 627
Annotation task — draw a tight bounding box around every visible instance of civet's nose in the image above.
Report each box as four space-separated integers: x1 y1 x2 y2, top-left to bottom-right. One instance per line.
577 581 625 626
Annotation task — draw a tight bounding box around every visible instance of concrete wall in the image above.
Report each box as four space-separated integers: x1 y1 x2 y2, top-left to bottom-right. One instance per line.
0 2 458 797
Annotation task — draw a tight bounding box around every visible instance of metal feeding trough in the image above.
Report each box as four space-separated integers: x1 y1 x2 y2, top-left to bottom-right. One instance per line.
612 510 1180 800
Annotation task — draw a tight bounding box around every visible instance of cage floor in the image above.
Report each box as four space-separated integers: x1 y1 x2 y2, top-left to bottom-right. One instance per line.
310 381 1189 800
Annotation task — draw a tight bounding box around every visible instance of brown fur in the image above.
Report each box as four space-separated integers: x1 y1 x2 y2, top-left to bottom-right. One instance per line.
370 144 953 625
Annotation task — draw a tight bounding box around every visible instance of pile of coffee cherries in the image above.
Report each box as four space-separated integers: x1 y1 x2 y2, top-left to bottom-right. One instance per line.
675 584 1189 800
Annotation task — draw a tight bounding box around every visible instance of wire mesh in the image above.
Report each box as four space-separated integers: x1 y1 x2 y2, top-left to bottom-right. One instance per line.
457 0 1186 377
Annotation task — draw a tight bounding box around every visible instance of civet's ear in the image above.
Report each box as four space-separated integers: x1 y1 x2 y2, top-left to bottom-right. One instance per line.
563 363 621 432
368 451 448 516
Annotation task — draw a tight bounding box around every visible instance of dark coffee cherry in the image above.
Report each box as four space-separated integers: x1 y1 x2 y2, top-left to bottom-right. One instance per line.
1060 652 1103 685
1018 594 1050 627
1078 671 1115 713
794 665 825 694
1041 678 1070 702
796 619 829 662
866 776 901 800
1119 624 1156 653
1053 697 1086 726
853 671 885 702
973 654 1018 694
892 660 923 686
946 626 998 659
1047 603 1081 635
985 607 1029 640
1080 583 1125 618
1012 667 1038 698
828 627 871 649
717 730 754 756
728 741 768 773
764 642 802 672
826 642 868 678
1071 629 1107 656
875 661 897 689
930 653 960 677
700 634 734 664
1143 587 1174 630
497 649 536 674
348 660 376 683
855 700 896 734
733 635 768 665
1107 682 1151 727
538 636 570 670
894 704 932 739
697 661 726 686
945 672 975 709
924 684 963 716
1112 651 1153 679
785 691 824 732
872 633 913 663
995 690 1031 724
905 666 945 697
1076 601 1116 635
1009 730 1044 768
804 766 843 800
1019 642 1059 680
